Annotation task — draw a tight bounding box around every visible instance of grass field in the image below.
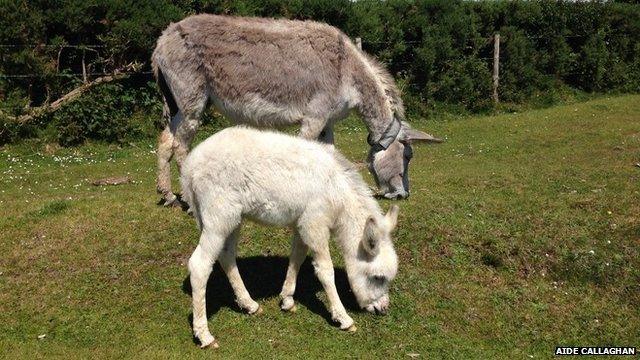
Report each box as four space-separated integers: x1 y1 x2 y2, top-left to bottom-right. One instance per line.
1 95 639 358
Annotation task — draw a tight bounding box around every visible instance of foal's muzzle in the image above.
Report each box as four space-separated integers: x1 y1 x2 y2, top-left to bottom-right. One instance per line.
365 296 390 315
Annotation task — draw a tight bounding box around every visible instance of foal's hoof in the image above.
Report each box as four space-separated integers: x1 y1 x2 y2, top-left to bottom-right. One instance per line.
280 297 297 312
249 305 263 316
346 324 357 332
201 340 219 349
281 304 298 313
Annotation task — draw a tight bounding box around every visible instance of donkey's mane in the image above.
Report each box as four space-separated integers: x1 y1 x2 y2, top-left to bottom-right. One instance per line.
329 147 381 214
361 53 406 122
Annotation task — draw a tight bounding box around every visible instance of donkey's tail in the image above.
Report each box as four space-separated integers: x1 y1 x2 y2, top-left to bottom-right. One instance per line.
152 61 179 118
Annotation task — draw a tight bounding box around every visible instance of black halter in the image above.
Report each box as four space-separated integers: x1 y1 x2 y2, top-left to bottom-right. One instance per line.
367 118 401 151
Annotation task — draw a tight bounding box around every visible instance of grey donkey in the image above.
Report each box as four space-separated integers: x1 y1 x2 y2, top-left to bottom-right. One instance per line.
152 14 442 205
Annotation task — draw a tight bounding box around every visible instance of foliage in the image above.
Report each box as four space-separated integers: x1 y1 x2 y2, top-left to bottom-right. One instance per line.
51 77 160 146
1 0 640 145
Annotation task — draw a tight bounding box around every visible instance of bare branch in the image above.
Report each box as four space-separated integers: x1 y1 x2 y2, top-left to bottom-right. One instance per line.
7 71 130 125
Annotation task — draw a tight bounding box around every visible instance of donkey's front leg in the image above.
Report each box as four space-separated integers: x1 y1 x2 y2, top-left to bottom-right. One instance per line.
300 226 355 331
280 230 309 312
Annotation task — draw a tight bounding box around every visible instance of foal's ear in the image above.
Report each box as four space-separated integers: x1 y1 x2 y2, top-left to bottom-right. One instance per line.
362 217 380 256
386 205 399 231
400 123 443 144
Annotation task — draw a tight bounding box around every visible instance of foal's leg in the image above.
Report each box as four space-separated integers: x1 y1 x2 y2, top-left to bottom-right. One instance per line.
298 224 355 331
218 227 261 314
188 229 226 348
279 230 309 312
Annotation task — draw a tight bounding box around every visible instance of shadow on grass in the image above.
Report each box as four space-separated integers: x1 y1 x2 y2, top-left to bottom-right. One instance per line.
181 255 359 340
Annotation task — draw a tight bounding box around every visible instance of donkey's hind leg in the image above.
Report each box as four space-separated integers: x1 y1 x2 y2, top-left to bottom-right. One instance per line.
157 102 178 206
299 117 328 140
173 101 206 175
318 124 335 145
217 227 262 315
279 229 308 312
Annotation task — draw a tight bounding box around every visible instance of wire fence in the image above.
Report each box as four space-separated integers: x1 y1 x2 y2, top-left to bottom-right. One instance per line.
0 43 146 79
0 33 589 50
0 71 153 79
0 44 108 49
0 33 589 78
0 31 598 109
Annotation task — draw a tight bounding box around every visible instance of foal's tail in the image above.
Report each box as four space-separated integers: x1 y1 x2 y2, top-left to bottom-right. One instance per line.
179 170 202 230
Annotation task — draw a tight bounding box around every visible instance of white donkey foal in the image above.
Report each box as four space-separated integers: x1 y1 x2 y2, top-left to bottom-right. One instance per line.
180 127 399 348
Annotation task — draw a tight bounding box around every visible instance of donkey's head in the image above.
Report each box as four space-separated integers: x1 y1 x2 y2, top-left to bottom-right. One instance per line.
368 122 442 199
348 205 400 314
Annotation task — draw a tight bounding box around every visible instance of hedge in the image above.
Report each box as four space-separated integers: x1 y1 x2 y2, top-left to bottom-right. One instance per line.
1 0 639 144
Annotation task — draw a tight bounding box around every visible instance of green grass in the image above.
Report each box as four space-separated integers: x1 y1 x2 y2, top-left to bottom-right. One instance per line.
1 95 639 358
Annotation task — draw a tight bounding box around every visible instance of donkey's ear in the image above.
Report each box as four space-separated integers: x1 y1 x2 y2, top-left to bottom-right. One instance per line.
386 205 399 231
362 217 380 256
400 123 443 144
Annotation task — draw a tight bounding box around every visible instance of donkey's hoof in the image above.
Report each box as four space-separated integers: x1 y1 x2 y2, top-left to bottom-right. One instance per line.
159 195 179 207
249 305 263 316
201 340 219 349
346 324 357 332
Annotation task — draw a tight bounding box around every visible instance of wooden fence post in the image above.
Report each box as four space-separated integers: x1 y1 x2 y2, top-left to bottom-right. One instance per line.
82 48 88 84
355 37 362 50
492 33 500 104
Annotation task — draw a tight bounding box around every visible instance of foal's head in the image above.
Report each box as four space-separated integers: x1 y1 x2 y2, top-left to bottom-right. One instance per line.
348 205 400 314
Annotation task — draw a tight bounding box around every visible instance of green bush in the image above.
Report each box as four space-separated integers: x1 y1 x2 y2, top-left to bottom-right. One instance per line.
1 0 639 145
432 57 493 112
51 78 160 146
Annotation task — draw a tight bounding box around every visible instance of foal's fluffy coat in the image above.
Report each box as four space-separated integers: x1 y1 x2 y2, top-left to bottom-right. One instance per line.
181 127 399 348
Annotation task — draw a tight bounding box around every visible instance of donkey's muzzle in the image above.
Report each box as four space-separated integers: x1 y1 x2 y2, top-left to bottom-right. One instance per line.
383 190 409 200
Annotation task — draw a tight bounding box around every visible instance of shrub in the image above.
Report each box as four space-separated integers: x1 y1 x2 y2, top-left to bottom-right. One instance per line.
1 0 640 145
52 77 160 146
